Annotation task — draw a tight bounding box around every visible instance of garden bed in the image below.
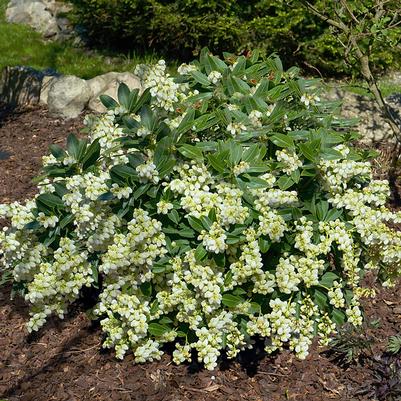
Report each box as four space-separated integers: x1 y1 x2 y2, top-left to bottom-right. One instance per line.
0 106 401 401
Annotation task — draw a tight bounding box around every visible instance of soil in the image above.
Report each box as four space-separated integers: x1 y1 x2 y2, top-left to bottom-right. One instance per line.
1 106 401 401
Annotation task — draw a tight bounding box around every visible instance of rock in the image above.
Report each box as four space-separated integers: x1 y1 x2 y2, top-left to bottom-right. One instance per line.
87 72 142 112
323 85 401 143
47 75 92 118
6 0 76 39
39 75 59 105
0 66 43 106
6 0 58 38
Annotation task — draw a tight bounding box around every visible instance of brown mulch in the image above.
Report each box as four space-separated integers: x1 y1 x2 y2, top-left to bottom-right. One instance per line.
1 106 401 401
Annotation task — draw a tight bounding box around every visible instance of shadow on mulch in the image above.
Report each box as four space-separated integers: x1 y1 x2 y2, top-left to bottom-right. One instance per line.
1 105 401 401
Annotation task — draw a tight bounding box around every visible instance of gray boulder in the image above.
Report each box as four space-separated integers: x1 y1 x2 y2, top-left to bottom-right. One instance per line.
6 0 58 38
324 86 401 143
6 0 75 39
39 75 59 105
87 72 142 112
0 66 43 106
47 75 92 118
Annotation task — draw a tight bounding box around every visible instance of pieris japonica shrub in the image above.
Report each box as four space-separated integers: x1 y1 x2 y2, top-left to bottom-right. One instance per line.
1 49 400 370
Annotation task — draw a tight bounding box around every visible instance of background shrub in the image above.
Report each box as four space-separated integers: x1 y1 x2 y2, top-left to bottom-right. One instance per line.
68 0 401 76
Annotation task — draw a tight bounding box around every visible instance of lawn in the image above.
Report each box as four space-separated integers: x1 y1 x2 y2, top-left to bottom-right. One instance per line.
0 0 168 79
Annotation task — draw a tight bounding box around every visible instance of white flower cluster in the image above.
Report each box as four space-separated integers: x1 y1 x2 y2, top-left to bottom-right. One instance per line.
135 60 180 111
207 70 222 84
300 93 320 108
276 149 303 175
136 160 160 184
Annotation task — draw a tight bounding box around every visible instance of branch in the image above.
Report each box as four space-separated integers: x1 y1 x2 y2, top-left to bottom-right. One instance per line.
298 0 349 31
340 0 360 24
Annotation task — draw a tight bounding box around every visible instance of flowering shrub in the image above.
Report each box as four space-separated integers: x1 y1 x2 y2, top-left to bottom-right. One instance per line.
1 49 400 370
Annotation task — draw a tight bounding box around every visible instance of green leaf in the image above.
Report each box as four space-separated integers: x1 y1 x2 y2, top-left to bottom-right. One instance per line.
254 78 270 98
117 83 131 109
320 147 343 160
127 152 145 168
193 112 219 132
162 227 196 238
147 185 159 198
150 300 159 315
249 302 261 314
82 139 100 170
190 71 211 86
319 272 339 288
54 182 68 198
127 88 139 112
233 287 247 296
208 208 217 222
232 76 250 94
178 144 203 161
270 133 294 148
242 175 270 189
332 309 346 326
276 175 295 190
133 184 151 199
207 153 226 173
97 192 115 202
148 322 170 337
140 105 156 131
387 335 401 355
60 213 74 228
66 134 80 160
187 216 204 233
131 88 151 114
194 244 207 262
123 115 140 130
100 94 118 110
175 109 196 138
208 54 227 73
110 165 137 183
231 56 246 75
49 144 66 160
299 142 319 162
140 282 152 297
224 271 233 287
24 221 40 230
152 257 171 273
222 293 244 308
258 237 271 253
159 316 173 325
0 270 13 287
36 193 64 209
167 209 180 224
291 207 302 220
314 289 328 311
91 263 99 287
325 208 343 221
157 158 176 178
229 141 242 165
290 169 300 183
316 201 329 220
242 143 260 162
213 252 226 267
200 215 213 230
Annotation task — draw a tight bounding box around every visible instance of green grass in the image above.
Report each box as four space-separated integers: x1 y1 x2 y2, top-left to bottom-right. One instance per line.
0 0 171 79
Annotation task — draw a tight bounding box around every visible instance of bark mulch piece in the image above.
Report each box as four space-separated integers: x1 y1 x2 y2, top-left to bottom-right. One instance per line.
1 105 401 401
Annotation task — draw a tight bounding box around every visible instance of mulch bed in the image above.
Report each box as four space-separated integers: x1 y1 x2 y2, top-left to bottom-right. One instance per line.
1 106 401 401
